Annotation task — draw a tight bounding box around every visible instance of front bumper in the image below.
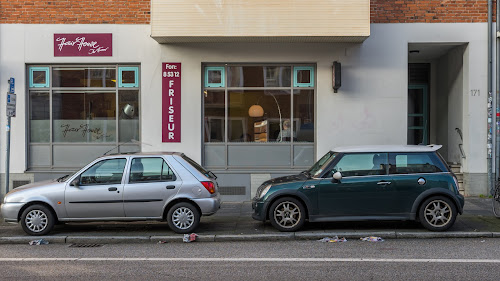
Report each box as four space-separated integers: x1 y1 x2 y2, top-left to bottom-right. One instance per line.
1 202 25 223
251 199 267 221
193 195 221 216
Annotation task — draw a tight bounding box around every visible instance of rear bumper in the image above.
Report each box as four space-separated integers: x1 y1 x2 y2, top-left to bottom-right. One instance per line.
1 202 25 223
193 196 221 216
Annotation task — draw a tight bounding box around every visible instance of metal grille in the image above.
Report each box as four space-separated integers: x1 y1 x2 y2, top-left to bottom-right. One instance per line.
218 186 246 195
69 244 104 248
12 180 31 188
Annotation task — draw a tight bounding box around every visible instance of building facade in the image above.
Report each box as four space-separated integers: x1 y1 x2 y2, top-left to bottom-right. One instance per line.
0 0 495 201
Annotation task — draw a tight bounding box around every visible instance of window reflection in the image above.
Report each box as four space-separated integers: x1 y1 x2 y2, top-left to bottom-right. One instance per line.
53 67 116 87
29 92 50 143
119 90 140 142
52 92 116 142
204 90 225 142
293 90 314 142
228 66 291 87
228 90 291 143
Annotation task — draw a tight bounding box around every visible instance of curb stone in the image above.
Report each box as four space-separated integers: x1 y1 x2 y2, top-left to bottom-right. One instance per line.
396 232 494 238
0 236 67 244
65 236 150 244
2 232 499 244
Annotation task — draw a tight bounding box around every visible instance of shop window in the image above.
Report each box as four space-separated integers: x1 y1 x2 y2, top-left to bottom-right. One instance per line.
29 67 50 88
205 67 225 88
203 64 315 169
28 64 140 170
293 66 314 88
118 67 139 88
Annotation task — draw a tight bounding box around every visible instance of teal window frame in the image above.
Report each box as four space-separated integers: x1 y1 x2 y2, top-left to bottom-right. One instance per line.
29 67 50 88
118 67 139 88
293 66 314 88
205 67 225 88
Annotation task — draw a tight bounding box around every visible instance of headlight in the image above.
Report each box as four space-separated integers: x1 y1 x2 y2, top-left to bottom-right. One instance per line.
257 184 272 199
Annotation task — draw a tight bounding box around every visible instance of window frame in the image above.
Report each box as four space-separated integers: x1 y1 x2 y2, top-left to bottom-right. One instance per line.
204 66 225 88
128 157 177 184
29 67 50 88
27 64 141 171
202 63 316 170
118 66 139 88
78 158 127 186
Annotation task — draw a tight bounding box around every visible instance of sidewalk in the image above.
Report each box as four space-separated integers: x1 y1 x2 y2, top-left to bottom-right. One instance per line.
1 197 499 244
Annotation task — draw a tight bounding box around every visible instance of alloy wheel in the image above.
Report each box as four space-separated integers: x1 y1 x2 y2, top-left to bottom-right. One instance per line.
273 201 302 229
423 199 452 227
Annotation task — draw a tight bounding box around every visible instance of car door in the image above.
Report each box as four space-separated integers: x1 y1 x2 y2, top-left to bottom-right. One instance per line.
317 153 398 217
123 156 181 218
388 152 449 215
65 158 127 218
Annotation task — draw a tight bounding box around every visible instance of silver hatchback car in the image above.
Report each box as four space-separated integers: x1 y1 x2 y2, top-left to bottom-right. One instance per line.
1 152 221 236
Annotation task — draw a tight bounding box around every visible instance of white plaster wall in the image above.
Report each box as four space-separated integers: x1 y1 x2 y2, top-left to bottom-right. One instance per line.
0 23 488 181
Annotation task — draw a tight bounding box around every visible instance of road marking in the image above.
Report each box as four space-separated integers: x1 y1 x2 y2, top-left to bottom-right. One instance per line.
0 258 500 263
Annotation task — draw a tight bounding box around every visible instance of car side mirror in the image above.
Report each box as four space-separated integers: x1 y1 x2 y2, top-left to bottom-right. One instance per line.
332 171 342 183
70 177 80 187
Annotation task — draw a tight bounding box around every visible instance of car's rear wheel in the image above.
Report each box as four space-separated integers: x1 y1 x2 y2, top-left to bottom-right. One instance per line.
20 204 55 236
419 196 457 231
167 202 200 234
269 197 305 232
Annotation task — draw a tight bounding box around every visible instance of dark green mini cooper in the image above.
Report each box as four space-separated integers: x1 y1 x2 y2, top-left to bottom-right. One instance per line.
252 145 464 232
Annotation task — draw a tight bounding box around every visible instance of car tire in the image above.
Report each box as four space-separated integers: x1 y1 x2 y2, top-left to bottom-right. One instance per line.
268 197 306 232
20 204 56 236
167 202 200 234
418 196 457 231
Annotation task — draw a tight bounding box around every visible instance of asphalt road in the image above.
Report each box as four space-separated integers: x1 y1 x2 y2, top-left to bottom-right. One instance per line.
0 239 499 280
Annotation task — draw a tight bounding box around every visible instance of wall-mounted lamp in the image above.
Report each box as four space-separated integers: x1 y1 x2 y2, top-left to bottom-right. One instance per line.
332 61 341 93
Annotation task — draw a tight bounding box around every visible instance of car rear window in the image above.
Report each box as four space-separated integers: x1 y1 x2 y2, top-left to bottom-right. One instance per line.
389 152 447 174
181 155 211 178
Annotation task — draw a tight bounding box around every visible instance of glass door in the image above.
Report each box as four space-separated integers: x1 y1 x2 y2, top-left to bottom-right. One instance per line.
408 84 428 145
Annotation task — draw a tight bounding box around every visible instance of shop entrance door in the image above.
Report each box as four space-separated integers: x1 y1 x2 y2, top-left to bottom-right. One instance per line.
408 84 429 145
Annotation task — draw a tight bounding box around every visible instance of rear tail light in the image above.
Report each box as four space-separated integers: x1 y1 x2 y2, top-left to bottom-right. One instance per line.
201 181 216 194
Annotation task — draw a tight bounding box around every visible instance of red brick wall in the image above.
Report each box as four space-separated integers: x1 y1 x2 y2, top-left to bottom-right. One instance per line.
0 0 150 24
0 1 496 25
371 0 496 23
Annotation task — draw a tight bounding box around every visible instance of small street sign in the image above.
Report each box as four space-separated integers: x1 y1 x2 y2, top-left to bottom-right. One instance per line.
9 77 15 94
7 93 16 117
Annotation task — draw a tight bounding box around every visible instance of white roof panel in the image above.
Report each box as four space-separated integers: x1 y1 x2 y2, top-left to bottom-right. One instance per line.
332 145 442 153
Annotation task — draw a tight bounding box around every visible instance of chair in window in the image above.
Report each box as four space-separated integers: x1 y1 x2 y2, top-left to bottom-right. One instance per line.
130 159 144 182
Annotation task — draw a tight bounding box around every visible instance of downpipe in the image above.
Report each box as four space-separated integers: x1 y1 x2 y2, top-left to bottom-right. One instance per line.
488 0 494 195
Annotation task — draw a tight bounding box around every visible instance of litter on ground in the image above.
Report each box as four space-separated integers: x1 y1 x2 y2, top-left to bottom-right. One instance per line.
317 236 347 243
183 233 198 243
29 239 49 245
360 236 384 242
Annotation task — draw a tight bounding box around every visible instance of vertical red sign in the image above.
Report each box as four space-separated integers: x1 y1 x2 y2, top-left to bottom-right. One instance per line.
162 63 181 142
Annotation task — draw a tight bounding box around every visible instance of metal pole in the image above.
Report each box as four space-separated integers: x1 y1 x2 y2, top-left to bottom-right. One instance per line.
488 0 493 195
496 0 500 190
5 116 11 194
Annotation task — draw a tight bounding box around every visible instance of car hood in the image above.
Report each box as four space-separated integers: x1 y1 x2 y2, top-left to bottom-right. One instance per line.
267 173 309 185
5 179 59 197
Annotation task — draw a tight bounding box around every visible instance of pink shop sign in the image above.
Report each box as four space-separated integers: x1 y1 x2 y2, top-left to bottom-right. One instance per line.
162 63 181 142
54 33 112 57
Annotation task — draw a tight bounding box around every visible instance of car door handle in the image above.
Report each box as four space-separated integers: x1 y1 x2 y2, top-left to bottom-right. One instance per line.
108 187 118 191
377 181 392 185
166 185 176 189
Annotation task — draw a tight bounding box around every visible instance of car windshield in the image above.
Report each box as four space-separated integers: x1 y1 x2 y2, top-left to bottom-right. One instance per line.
308 151 338 178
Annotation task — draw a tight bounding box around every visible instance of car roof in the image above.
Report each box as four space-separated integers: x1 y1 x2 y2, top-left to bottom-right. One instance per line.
104 151 184 157
332 144 442 153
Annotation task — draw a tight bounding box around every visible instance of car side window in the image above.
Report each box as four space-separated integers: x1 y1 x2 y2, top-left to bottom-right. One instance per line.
389 152 445 174
330 153 388 177
129 157 177 183
80 158 127 185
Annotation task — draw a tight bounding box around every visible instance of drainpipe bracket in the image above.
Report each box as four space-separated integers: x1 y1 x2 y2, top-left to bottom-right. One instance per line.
497 31 500 38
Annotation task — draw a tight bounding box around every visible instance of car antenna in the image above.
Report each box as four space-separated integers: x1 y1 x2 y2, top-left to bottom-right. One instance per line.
103 139 138 155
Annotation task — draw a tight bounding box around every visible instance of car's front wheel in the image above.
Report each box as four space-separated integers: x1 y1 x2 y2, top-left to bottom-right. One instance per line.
167 202 200 234
419 196 457 231
20 204 56 236
268 197 305 232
